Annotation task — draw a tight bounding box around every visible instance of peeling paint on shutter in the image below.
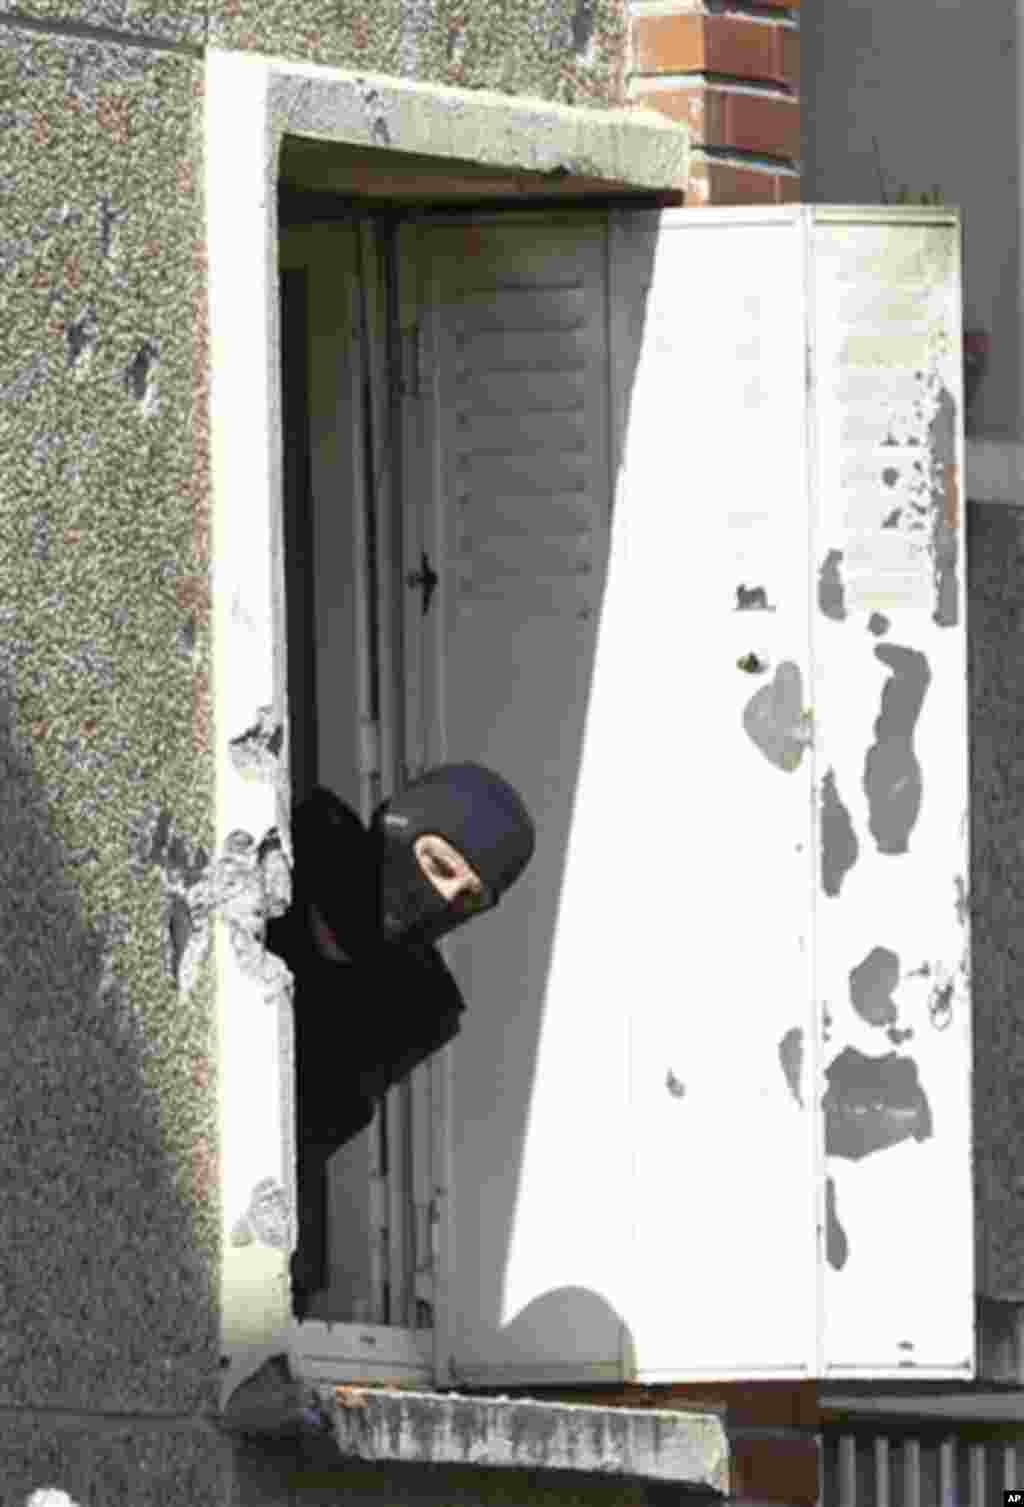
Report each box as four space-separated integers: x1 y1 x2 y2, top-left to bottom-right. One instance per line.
810 213 972 1377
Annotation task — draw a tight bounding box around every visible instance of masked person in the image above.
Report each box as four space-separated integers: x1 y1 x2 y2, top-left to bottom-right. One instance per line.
266 762 535 1317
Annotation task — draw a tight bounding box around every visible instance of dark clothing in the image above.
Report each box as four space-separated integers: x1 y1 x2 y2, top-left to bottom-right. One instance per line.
269 771 534 1317
267 901 466 1152
283 787 379 962
265 793 467 1315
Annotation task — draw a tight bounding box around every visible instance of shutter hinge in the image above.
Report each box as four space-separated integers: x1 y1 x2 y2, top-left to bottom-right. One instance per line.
406 550 439 616
359 718 381 777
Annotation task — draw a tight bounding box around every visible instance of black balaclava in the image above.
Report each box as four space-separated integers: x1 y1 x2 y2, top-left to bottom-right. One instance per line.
373 762 535 949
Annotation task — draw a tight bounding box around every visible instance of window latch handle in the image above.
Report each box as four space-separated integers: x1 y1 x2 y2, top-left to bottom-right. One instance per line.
406 551 439 616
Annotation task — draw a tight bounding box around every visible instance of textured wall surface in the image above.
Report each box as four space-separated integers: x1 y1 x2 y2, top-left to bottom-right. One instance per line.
0 0 628 106
0 17 222 1499
208 0 627 110
968 500 1024 1301
0 1420 228 1507
0 1 205 45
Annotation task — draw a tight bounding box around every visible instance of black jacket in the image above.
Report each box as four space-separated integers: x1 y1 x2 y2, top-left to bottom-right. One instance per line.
265 792 467 1157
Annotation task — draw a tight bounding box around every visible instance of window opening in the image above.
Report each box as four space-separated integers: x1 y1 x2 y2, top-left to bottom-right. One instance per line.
278 213 425 1336
278 198 608 1357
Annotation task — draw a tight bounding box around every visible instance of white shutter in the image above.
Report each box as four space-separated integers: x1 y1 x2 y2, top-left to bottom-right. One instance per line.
606 211 818 1378
809 211 972 1376
410 207 971 1386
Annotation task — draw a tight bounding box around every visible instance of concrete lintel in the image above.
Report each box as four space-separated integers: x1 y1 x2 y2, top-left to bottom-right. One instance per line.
256 52 689 192
323 1385 729 1490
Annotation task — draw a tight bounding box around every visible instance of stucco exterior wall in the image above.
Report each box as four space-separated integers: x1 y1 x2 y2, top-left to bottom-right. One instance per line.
0 17 226 1502
0 20 215 1404
0 0 628 107
801 0 1021 439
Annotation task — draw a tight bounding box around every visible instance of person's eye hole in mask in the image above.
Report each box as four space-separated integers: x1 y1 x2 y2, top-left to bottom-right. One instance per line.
415 836 489 912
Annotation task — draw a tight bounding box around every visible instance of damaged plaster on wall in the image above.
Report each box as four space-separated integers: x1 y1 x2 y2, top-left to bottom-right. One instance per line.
230 1175 292 1250
124 337 159 418
228 705 284 781
146 808 291 998
397 0 603 85
214 829 291 991
146 808 210 1000
862 643 931 855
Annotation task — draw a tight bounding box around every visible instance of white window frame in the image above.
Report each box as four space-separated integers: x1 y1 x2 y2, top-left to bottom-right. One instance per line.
206 47 689 1405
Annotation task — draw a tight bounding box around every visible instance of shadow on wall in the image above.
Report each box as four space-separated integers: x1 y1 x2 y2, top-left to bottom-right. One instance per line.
494 1286 638 1376
0 695 220 1435
227 1289 660 1503
801 0 1021 436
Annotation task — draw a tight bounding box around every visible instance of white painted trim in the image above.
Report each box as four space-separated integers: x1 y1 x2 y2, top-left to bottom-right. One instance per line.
291 1319 433 1388
207 48 294 1411
810 204 960 226
453 1362 633 1388
211 45 688 194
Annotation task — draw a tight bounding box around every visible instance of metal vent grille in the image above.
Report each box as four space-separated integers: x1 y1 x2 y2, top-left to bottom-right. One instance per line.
822 1425 1023 1506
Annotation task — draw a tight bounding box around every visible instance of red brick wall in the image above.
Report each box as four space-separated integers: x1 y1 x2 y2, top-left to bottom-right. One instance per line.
628 3 801 206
